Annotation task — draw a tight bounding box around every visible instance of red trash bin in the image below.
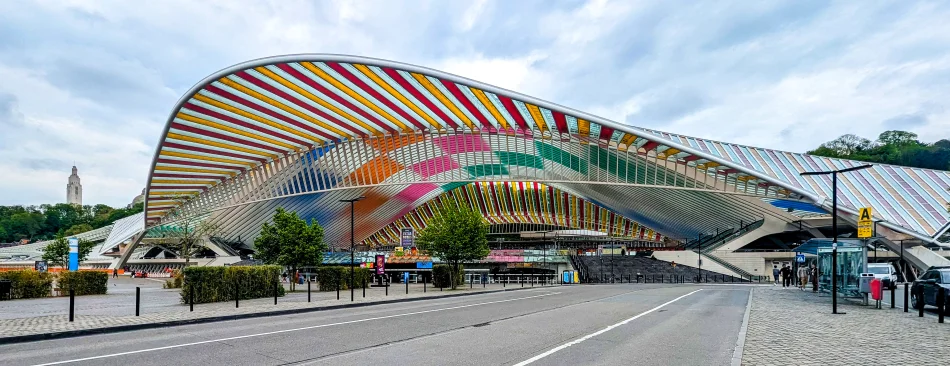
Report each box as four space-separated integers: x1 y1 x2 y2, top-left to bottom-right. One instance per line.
870 278 883 301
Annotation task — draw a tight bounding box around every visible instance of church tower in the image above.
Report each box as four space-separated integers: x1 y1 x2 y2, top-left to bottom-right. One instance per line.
67 166 82 206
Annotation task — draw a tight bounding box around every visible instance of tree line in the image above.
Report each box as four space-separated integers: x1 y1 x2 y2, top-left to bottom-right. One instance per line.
807 130 950 171
0 202 143 243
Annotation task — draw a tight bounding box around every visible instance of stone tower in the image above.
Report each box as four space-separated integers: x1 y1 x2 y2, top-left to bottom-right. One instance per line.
67 166 82 206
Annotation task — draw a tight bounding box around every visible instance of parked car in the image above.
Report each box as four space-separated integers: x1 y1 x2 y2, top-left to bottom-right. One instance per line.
910 266 950 310
867 263 897 290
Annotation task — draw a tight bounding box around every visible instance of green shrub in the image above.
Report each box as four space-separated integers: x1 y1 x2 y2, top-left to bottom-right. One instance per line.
316 267 371 292
0 270 53 299
180 265 285 304
58 271 109 295
432 264 464 288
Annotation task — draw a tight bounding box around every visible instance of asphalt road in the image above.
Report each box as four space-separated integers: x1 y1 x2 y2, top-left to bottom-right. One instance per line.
0 284 753 366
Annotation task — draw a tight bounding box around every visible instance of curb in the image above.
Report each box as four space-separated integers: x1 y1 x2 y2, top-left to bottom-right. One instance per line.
0 286 540 345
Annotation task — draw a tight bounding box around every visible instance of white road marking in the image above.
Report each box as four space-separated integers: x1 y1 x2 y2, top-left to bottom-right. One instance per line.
30 291 561 366
512 289 703 366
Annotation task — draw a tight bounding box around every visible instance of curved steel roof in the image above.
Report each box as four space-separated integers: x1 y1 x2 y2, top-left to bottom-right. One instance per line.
144 54 949 244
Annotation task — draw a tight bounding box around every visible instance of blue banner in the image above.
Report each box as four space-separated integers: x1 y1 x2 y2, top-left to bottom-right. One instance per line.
68 238 79 271
416 261 433 269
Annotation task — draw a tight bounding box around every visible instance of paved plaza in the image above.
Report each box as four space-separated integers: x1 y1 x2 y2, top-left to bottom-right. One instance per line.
742 285 950 365
0 276 535 341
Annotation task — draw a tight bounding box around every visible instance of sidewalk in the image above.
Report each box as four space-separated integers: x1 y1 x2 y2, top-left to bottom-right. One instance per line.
0 281 538 343
741 286 949 365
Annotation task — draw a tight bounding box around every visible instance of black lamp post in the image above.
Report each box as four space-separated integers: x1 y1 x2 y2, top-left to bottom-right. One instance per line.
340 196 365 302
800 164 871 314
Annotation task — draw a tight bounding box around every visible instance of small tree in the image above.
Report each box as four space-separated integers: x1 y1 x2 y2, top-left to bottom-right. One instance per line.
153 219 221 265
416 201 489 289
254 208 327 291
42 236 95 269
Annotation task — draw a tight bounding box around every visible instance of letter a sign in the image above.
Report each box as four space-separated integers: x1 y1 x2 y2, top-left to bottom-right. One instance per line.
857 207 873 238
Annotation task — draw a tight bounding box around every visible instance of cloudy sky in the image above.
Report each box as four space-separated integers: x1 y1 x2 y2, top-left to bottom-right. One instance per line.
1 0 949 207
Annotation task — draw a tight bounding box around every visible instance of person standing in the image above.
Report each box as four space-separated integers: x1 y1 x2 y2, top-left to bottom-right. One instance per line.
112 268 118 278
811 264 819 292
772 265 780 285
797 265 808 290
781 265 791 287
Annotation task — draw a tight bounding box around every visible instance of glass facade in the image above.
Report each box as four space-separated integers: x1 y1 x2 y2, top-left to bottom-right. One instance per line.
817 246 867 298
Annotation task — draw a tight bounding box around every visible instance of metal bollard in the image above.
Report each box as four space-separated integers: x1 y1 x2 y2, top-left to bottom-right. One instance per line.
337 277 340 300
274 282 278 305
890 285 894 308
69 289 75 321
135 287 141 317
904 283 908 312
483 277 486 288
406 277 409 294
363 278 366 298
939 287 946 324
919 287 925 318
308 280 311 303
236 279 240 308
424 278 427 293
386 278 389 296
503 276 506 288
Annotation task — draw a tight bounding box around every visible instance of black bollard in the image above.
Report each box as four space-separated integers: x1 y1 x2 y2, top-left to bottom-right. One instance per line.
308 280 311 303
890 284 894 309
135 287 140 317
939 287 946 324
386 277 389 296
406 276 409 294
919 287 925 318
424 278 427 293
363 278 366 298
274 282 278 305
483 276 486 288
235 279 240 308
69 289 75 322
503 275 506 288
336 276 340 300
521 276 524 287
471 276 474 289
904 283 908 312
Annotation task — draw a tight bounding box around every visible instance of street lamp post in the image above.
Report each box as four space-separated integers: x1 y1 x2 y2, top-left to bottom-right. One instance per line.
800 164 871 315
340 196 365 302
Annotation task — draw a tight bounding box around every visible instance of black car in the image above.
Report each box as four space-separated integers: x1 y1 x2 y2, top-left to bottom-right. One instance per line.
910 266 950 310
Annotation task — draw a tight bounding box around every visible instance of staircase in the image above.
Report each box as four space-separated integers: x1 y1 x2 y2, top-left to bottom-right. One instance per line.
574 255 749 283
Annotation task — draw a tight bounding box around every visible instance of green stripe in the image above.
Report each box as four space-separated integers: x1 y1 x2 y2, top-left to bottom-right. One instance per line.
495 151 544 170
534 141 588 174
466 164 509 178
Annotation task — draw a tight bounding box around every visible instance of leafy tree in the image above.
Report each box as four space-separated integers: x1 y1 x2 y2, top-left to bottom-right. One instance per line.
809 130 950 171
63 224 93 237
152 219 221 265
42 236 95 269
416 201 489 289
254 208 327 291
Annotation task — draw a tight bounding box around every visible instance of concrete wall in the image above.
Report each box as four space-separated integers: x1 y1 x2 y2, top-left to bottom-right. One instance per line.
652 250 744 278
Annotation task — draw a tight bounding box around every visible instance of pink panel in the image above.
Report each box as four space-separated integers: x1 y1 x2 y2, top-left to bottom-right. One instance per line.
432 134 491 155
393 183 438 203
409 156 460 179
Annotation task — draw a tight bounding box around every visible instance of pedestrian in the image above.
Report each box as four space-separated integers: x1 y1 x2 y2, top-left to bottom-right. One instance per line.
797 265 808 290
781 265 791 287
811 264 819 292
112 268 118 278
772 265 780 285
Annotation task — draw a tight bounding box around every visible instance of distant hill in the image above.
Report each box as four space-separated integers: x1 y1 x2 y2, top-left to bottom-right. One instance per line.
807 130 950 171
0 202 143 243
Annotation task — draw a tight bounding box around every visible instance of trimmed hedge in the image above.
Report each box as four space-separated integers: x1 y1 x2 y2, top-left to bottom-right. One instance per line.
433 264 464 288
0 270 53 299
181 265 285 304
58 271 109 295
316 267 371 292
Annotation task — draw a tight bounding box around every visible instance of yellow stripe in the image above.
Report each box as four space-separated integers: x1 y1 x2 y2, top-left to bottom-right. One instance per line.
410 73 475 129
154 165 234 175
192 93 319 144
217 76 351 138
152 179 220 185
167 132 276 159
159 150 251 166
525 104 548 132
470 88 508 129
303 63 409 132
577 119 590 136
257 66 379 136
176 112 297 150
620 133 638 146
149 190 201 197
354 64 441 129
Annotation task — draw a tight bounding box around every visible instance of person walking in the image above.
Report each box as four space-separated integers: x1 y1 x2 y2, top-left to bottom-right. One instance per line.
112 268 118 278
811 264 819 292
797 265 808 290
781 265 792 287
772 265 780 285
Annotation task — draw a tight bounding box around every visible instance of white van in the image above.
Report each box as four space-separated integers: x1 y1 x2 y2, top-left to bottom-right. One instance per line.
867 262 897 290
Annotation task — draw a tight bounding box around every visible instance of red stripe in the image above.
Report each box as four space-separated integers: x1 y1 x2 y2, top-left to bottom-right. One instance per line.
276 64 397 135
204 84 336 141
382 68 459 129
599 126 614 141
233 70 369 137
183 102 311 147
640 141 659 151
683 155 701 162
497 96 528 131
162 142 267 164
552 111 568 134
148 185 210 190
439 80 493 129
152 173 228 180
156 157 246 171
170 122 285 154
326 62 428 130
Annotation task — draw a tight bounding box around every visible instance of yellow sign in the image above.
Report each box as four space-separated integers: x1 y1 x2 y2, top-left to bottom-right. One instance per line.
857 207 873 238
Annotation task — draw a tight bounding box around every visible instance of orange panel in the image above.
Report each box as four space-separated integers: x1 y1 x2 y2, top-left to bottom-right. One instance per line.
365 134 425 154
346 155 404 185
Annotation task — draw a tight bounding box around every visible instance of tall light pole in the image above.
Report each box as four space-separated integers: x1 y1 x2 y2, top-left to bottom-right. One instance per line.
340 196 365 302
800 164 872 314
